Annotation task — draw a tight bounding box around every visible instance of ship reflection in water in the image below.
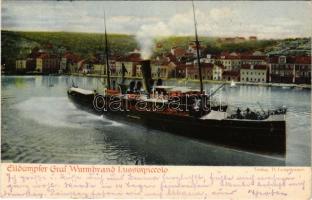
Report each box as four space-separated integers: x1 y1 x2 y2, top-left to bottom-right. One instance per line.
1 76 311 166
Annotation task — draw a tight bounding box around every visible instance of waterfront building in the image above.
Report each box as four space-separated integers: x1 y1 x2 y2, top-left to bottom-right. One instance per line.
240 55 267 66
222 70 240 82
115 52 142 77
15 59 27 73
77 59 92 74
212 64 224 80
60 58 67 72
240 64 267 83
36 54 60 74
185 63 197 79
92 64 105 75
185 63 213 80
151 58 177 79
16 58 37 73
60 52 80 73
175 63 187 78
151 59 163 79
151 53 184 79
210 53 267 71
201 63 214 80
211 54 239 71
26 58 37 72
158 63 176 78
269 55 311 84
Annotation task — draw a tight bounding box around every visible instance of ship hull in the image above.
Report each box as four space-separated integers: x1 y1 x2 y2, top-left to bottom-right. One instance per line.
129 111 286 154
67 89 95 109
67 92 286 154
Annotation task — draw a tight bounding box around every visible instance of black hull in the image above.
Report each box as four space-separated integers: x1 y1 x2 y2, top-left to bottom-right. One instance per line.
133 111 286 154
67 89 95 109
67 92 286 155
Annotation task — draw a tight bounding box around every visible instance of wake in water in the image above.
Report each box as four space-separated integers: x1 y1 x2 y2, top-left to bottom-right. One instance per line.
14 97 122 129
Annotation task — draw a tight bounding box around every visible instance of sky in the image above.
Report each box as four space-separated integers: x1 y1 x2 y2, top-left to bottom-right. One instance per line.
2 1 312 39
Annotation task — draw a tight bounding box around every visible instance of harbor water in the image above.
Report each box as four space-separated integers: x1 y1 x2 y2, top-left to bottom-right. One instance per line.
1 76 311 166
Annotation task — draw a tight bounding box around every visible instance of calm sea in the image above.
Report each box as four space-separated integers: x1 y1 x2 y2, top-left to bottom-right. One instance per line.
1 76 311 166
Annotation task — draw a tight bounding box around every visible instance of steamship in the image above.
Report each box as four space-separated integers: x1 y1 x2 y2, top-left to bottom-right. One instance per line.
67 4 287 154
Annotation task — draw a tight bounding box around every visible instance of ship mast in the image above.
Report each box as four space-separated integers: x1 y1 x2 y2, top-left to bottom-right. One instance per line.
104 11 111 89
192 0 203 94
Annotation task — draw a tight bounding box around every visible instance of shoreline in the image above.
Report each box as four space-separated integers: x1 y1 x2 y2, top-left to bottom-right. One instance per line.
2 73 311 89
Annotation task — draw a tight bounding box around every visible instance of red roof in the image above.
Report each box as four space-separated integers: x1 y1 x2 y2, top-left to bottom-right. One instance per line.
293 56 311 64
223 70 240 76
166 54 180 65
241 64 251 69
151 59 170 66
269 57 279 63
254 64 267 70
222 55 239 60
115 53 142 62
128 53 142 62
176 63 187 70
184 63 213 69
240 55 267 60
63 52 81 63
171 47 186 57
269 56 311 64
201 63 213 68
241 64 267 70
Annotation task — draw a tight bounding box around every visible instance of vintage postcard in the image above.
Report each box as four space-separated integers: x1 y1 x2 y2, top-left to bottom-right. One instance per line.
1 0 311 199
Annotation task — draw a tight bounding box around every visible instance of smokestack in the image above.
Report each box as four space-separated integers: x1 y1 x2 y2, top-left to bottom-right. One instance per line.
141 60 152 93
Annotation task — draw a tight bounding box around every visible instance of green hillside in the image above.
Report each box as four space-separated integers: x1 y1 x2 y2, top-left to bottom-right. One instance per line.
2 30 279 73
154 36 278 56
1 30 139 72
8 30 139 56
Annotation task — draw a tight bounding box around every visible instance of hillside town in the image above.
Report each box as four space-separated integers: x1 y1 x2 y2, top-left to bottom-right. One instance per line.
12 37 311 85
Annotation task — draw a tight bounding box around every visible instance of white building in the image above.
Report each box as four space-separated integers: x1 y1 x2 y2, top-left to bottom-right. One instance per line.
240 64 267 83
93 64 105 74
212 64 224 80
16 60 27 71
210 54 268 71
60 58 67 71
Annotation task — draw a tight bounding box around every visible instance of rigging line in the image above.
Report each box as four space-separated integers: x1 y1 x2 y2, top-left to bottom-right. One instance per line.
191 0 203 94
104 10 111 89
192 0 199 45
